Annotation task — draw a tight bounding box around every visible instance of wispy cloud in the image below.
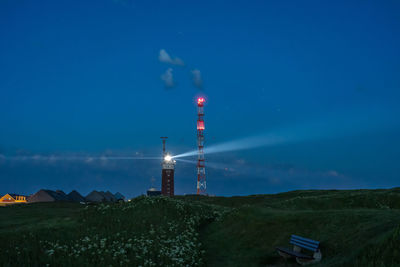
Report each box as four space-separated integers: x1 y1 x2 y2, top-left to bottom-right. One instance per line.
159 49 184 66
191 69 203 89
161 68 175 88
324 170 340 177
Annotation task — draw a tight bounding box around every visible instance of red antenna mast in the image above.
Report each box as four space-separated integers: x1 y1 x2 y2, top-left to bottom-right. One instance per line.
196 97 206 195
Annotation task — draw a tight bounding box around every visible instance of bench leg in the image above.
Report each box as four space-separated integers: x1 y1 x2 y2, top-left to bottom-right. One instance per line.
295 250 322 266
313 250 322 261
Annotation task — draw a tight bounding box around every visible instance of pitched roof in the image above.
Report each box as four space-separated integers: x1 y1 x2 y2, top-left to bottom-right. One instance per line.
104 191 117 202
85 190 106 202
114 192 125 200
56 190 67 196
67 190 85 202
99 191 109 201
27 190 55 203
0 194 15 201
46 190 70 201
27 189 70 203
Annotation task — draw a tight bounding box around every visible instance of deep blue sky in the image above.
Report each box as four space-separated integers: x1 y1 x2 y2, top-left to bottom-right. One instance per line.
1 0 399 197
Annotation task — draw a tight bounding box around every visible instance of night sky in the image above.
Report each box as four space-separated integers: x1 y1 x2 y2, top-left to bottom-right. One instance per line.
1 0 400 198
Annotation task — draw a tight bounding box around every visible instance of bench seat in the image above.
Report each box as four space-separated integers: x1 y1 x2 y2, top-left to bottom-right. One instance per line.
276 247 314 260
276 235 322 265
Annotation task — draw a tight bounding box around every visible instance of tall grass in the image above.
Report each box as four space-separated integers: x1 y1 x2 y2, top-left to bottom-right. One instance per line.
1 189 400 266
0 196 227 267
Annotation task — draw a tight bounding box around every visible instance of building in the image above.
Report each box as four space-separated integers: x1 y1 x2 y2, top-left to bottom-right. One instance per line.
161 154 176 196
0 194 27 204
85 190 107 202
67 190 86 202
85 190 123 202
27 189 70 203
1 189 123 204
160 137 176 196
147 187 162 196
103 191 117 202
114 192 126 201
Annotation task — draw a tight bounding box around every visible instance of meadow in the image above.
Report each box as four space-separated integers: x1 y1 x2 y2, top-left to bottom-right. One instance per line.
1 188 400 266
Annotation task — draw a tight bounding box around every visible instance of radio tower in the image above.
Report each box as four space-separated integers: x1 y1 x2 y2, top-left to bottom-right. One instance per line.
196 97 206 195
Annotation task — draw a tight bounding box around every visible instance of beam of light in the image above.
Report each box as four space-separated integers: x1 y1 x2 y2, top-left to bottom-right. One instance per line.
1 155 162 162
175 158 349 185
173 106 400 159
175 158 234 171
175 159 198 164
173 134 285 159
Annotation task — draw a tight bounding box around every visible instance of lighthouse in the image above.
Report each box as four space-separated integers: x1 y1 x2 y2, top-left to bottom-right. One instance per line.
161 137 176 196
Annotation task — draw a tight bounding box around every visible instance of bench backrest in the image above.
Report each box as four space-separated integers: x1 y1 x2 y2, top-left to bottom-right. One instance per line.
290 235 320 252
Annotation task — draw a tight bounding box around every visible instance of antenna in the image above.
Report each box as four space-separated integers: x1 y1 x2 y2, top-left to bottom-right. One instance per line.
160 137 168 156
196 97 206 195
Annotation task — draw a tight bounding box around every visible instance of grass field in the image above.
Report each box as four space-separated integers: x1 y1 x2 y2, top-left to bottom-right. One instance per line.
1 188 400 266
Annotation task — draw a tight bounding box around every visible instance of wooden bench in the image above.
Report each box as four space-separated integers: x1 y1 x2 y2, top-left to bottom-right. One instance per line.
276 235 322 265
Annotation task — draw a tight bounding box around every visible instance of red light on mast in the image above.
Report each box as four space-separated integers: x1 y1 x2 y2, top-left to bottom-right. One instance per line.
197 121 205 130
197 97 205 105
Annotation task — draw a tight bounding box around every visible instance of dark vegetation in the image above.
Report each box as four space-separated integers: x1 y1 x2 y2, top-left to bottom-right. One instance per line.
1 188 400 266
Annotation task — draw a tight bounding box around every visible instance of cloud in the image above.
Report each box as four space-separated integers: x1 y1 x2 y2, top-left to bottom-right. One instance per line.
191 69 203 89
325 170 339 177
161 68 175 88
268 177 281 185
159 49 185 66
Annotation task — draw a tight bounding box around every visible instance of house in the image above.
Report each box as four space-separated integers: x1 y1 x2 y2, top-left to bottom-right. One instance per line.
85 190 107 202
56 190 67 197
103 191 117 202
147 188 161 197
85 190 125 202
0 194 27 204
27 189 70 203
114 192 126 201
1 189 123 204
67 190 86 202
